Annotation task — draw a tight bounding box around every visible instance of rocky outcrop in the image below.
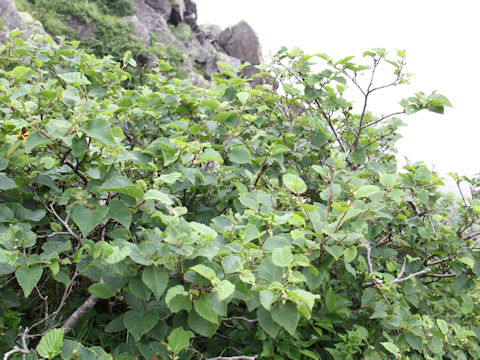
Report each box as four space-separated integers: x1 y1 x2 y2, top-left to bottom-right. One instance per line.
0 0 265 87
0 0 47 44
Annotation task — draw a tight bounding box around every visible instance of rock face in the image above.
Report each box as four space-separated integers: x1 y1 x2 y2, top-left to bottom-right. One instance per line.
0 0 265 87
0 0 47 44
217 20 262 66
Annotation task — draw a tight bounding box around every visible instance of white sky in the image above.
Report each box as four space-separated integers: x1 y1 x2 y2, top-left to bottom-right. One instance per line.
195 0 480 189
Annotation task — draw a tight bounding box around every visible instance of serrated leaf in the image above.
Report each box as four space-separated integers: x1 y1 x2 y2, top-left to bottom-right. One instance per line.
272 247 293 267
107 199 132 229
216 280 235 301
70 205 108 237
381 342 400 356
88 283 114 299
86 119 115 145
355 185 381 198
58 72 90 85
37 328 64 359
124 310 159 342
190 222 218 239
189 264 216 280
379 173 397 188
260 289 274 310
324 245 343 260
257 307 280 338
194 294 219 324
16 264 43 298
199 148 223 164
188 309 219 337
0 174 17 190
168 327 194 355
283 173 307 194
325 288 336 311
344 247 357 263
165 285 191 312
436 319 448 334
271 302 299 335
228 146 251 164
144 189 173 206
142 267 169 300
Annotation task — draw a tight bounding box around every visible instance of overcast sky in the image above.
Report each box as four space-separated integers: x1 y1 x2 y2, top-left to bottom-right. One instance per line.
195 0 480 189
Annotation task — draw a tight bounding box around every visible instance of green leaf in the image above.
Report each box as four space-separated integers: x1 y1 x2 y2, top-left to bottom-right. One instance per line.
188 309 219 337
325 288 336 311
199 148 223 164
271 302 299 335
0 174 17 190
16 264 43 298
355 185 381 198
168 327 194 355
103 245 131 264
144 189 173 206
107 199 132 229
228 146 251 164
12 66 32 80
257 307 280 338
260 289 274 310
221 255 241 274
101 176 144 198
194 294 220 324
215 280 235 301
124 310 159 342
25 132 50 153
142 267 169 300
381 342 400 356
88 283 115 299
324 245 343 260
436 319 448 334
165 285 191 312
58 72 90 85
37 328 64 359
190 222 218 239
236 91 250 104
70 205 108 237
283 173 307 194
86 119 116 145
344 247 357 263
379 173 397 188
272 247 293 267
189 264 216 281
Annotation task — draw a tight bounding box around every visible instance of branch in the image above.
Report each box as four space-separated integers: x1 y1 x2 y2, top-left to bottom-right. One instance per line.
223 317 258 323
390 268 431 284
207 356 259 360
3 327 30 360
61 294 99 334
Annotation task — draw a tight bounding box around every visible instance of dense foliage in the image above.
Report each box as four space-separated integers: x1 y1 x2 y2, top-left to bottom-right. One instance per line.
1 32 480 360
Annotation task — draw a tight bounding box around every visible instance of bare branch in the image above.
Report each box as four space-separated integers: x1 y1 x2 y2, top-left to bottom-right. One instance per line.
223 317 258 323
207 356 259 360
390 268 431 284
62 294 99 334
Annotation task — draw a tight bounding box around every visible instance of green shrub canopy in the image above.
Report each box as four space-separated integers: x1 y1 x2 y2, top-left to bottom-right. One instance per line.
0 32 479 360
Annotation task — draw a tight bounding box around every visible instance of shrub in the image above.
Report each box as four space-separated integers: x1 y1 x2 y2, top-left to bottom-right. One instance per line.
0 33 479 360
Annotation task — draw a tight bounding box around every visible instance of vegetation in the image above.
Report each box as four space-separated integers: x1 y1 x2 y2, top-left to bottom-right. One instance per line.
1 31 479 360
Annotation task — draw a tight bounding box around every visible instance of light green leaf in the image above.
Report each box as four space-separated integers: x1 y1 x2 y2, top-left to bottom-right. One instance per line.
158 172 182 184
101 176 144 198
165 285 191 312
107 199 132 229
58 72 90 85
236 91 250 104
228 146 251 164
244 224 261 242
216 280 235 301
142 267 169 300
355 185 381 198
381 342 400 356
324 245 343 260
102 244 131 264
86 119 116 145
344 247 357 263
167 327 194 355
124 310 159 342
199 148 223 164
16 264 43 298
12 66 32 80
190 222 218 239
37 328 64 359
88 283 115 299
436 319 448 334
144 189 173 206
194 295 220 324
271 302 299 336
379 173 397 188
272 247 293 267
189 264 216 281
221 255 240 274
283 173 307 194
70 205 108 237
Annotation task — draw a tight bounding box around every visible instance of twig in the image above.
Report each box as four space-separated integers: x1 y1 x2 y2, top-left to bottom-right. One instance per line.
3 327 30 360
222 317 258 323
61 294 99 334
390 268 431 284
207 356 259 360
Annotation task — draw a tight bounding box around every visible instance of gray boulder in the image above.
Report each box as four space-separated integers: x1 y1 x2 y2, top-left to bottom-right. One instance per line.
198 23 222 43
217 20 262 65
0 0 48 44
169 0 185 26
184 0 197 28
145 0 172 20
